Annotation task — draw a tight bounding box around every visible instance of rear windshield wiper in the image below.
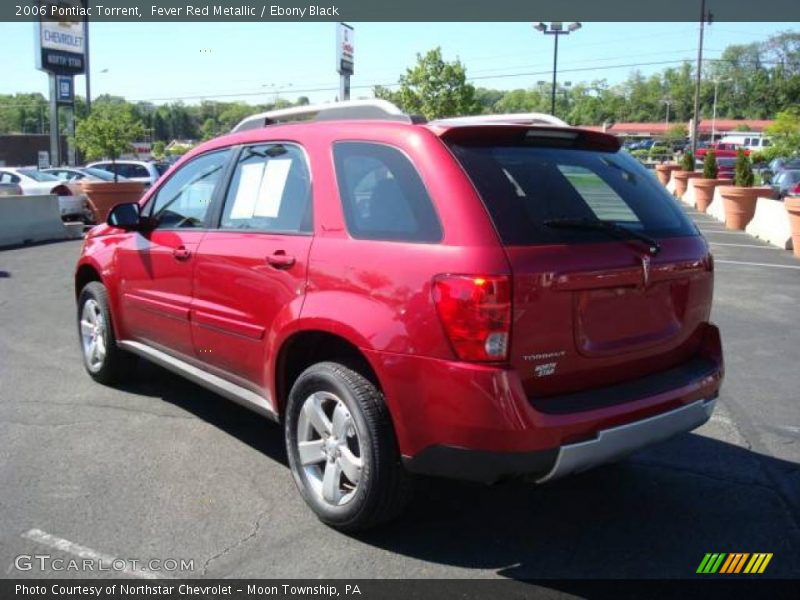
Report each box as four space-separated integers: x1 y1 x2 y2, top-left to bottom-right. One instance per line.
542 217 662 255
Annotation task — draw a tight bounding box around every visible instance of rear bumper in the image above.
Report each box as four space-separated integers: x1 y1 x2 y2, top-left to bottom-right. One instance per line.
403 397 716 484
367 324 723 484
536 396 716 483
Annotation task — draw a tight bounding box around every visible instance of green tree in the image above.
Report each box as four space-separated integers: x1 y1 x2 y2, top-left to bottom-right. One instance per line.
765 107 800 157
374 47 480 120
76 105 145 181
665 124 689 144
152 140 166 158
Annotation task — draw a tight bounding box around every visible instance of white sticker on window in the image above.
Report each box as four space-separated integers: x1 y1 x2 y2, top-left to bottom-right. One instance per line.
229 162 265 220
254 159 292 218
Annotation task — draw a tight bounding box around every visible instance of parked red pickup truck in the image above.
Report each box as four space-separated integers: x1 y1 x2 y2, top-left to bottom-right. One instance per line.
695 142 749 161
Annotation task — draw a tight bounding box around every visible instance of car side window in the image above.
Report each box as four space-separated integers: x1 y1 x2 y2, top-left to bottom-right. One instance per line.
332 141 442 243
148 150 230 229
220 144 312 234
1 172 20 184
131 165 150 178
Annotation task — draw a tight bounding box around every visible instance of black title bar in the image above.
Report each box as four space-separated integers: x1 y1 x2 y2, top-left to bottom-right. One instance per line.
6 0 800 22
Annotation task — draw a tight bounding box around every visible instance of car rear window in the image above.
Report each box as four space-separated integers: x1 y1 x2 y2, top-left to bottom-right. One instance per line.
333 142 443 243
449 144 697 246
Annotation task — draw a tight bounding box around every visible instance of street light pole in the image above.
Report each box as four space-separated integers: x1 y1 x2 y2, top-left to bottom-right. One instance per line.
665 100 672 128
534 22 581 118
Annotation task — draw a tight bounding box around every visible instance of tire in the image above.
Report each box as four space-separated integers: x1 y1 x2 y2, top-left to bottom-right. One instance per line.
77 282 136 384
285 361 412 531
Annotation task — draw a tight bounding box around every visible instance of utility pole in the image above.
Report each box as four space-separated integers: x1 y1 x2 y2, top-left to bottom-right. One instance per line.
691 0 713 156
84 2 91 114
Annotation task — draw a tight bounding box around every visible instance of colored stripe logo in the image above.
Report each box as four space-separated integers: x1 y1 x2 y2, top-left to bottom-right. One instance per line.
697 553 773 574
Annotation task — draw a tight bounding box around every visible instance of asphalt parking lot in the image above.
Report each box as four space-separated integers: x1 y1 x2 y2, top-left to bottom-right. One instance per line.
1 211 799 581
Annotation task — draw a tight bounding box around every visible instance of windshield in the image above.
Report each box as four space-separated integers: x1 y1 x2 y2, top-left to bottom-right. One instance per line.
18 169 60 182
449 144 697 246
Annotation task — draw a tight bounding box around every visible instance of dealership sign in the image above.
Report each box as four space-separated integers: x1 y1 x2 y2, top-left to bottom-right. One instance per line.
34 1 86 75
336 22 354 75
56 74 74 104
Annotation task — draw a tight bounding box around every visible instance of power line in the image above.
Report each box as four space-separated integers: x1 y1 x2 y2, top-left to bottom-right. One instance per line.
0 55 797 109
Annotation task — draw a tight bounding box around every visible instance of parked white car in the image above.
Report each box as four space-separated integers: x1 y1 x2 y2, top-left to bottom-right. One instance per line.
85 160 169 188
719 133 773 152
0 167 86 221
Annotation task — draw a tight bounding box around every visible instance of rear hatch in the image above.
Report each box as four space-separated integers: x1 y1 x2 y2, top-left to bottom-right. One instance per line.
443 126 713 400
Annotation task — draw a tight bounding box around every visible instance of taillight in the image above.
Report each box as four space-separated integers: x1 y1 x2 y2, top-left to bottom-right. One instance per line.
432 274 511 362
791 182 800 195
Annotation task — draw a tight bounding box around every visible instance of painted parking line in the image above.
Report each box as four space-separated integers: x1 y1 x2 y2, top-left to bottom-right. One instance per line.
709 242 782 250
21 528 164 579
715 259 800 270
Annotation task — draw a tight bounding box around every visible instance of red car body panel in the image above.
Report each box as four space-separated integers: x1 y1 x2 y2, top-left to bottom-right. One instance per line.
77 118 723 474
696 142 749 160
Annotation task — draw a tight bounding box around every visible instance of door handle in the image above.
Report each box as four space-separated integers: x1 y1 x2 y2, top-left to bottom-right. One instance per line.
267 251 296 269
173 246 191 261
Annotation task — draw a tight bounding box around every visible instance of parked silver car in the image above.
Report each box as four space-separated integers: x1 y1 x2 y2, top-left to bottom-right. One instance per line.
0 167 86 221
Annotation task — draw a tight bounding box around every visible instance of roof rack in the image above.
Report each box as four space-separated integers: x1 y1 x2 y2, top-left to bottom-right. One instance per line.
429 113 568 127
231 100 568 133
231 99 421 133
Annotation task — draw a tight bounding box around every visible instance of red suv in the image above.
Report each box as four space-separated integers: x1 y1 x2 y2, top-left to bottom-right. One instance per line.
75 101 723 530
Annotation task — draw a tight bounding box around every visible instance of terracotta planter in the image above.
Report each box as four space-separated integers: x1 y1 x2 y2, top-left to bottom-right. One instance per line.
655 164 680 186
717 185 772 230
672 171 700 198
80 181 145 223
785 197 800 258
692 178 726 213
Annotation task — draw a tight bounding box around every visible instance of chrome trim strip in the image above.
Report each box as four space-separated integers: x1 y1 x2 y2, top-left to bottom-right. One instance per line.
118 340 278 421
537 398 716 483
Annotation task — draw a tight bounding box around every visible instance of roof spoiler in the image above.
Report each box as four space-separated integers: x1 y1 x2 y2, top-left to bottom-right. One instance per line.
429 113 568 127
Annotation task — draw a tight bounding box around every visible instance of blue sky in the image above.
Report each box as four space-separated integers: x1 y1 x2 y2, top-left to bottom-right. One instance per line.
2 21 796 105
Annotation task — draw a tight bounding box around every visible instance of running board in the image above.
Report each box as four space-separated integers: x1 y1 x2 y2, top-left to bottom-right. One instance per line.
118 340 278 421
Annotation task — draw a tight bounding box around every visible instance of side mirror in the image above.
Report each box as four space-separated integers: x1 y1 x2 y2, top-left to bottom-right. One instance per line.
107 202 142 229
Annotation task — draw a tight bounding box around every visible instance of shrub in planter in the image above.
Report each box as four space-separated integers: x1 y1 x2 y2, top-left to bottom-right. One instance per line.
718 149 771 230
672 151 699 198
692 150 724 212
702 150 718 179
680 151 695 172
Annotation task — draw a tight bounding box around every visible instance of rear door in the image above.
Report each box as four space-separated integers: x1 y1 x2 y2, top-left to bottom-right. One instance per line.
446 128 713 399
191 143 314 391
116 149 231 358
